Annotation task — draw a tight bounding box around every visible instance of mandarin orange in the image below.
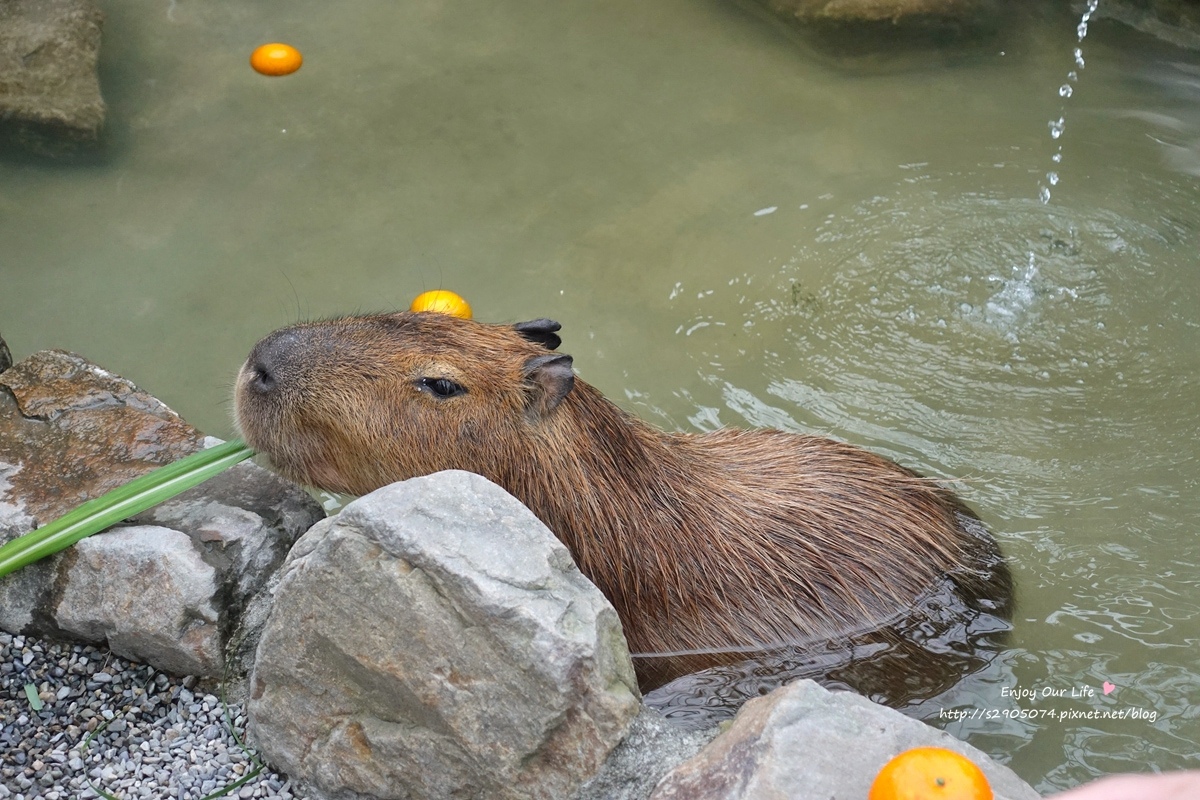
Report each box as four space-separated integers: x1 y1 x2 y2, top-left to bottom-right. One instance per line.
409 290 473 319
250 43 303 76
869 746 993 800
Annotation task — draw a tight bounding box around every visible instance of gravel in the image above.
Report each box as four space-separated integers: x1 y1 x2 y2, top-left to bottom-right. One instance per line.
0 631 303 800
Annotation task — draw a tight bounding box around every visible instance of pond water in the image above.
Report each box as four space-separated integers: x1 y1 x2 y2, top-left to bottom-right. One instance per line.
3 0 1199 792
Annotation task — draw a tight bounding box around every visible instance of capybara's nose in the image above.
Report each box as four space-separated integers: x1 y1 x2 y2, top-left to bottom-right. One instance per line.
243 330 304 395
244 357 277 394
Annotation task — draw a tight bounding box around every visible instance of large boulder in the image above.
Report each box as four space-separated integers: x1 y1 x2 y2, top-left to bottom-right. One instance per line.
650 679 1039 800
0 0 106 156
248 470 642 800
0 350 323 679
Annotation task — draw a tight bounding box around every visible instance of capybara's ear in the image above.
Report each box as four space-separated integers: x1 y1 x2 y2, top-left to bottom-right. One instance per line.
522 354 574 417
513 319 562 351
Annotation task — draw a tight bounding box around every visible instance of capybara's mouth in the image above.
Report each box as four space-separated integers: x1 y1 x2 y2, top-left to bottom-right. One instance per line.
234 342 324 489
233 323 328 461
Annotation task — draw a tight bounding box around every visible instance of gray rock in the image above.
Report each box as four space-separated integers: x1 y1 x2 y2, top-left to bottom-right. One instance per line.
55 526 221 676
0 350 323 681
249 470 641 800
134 439 327 693
0 350 206 637
0 333 11 373
649 679 1039 800
574 708 718 800
0 0 106 156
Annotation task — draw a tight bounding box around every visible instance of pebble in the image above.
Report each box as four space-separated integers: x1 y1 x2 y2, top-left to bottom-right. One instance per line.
0 632 302 799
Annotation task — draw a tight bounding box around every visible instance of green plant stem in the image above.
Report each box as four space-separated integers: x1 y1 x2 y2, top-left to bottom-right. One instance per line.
0 439 255 579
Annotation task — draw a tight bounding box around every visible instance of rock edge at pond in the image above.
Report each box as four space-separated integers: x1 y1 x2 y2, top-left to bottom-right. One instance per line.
650 677 1039 800
0 350 323 682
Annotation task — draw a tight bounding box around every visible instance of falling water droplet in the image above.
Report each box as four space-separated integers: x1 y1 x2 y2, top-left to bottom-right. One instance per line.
1038 0 1098 209
1077 0 1100 41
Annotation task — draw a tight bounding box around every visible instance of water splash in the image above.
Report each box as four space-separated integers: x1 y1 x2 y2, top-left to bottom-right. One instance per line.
985 252 1039 326
995 2 1100 325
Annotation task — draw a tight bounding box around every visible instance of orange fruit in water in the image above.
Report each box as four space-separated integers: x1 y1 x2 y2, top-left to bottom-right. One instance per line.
410 290 473 319
250 43 303 76
869 747 993 800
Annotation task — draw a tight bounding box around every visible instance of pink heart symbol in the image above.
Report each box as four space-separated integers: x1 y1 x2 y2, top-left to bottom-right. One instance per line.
1102 681 1115 695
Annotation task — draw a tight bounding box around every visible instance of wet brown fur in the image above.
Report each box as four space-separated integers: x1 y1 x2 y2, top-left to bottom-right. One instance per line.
235 312 1010 687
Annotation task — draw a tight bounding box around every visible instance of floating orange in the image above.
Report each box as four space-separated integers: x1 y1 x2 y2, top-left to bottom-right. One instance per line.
410 290 473 320
250 43 303 76
869 747 993 800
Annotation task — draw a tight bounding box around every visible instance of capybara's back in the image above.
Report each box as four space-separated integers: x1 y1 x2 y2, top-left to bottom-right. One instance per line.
235 311 1011 691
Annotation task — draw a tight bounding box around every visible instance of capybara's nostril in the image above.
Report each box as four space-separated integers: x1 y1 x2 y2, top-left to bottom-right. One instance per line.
247 361 277 394
243 330 304 395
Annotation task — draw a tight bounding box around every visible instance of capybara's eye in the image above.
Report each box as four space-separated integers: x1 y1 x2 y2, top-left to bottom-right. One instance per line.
417 377 467 399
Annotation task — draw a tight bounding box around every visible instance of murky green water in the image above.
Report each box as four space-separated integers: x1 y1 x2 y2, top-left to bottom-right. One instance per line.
3 0 1199 791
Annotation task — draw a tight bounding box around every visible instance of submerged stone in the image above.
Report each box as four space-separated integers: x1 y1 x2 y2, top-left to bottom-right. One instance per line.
748 0 1005 58
1099 0 1200 50
0 0 106 156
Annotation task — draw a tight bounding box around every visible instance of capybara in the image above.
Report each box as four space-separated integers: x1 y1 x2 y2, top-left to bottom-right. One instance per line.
235 312 1011 690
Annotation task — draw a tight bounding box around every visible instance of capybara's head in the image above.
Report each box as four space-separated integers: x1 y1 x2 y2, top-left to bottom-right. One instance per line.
234 312 573 495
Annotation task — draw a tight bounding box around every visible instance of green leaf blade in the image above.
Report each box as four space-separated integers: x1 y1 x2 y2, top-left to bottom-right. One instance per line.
0 439 255 579
24 682 44 711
